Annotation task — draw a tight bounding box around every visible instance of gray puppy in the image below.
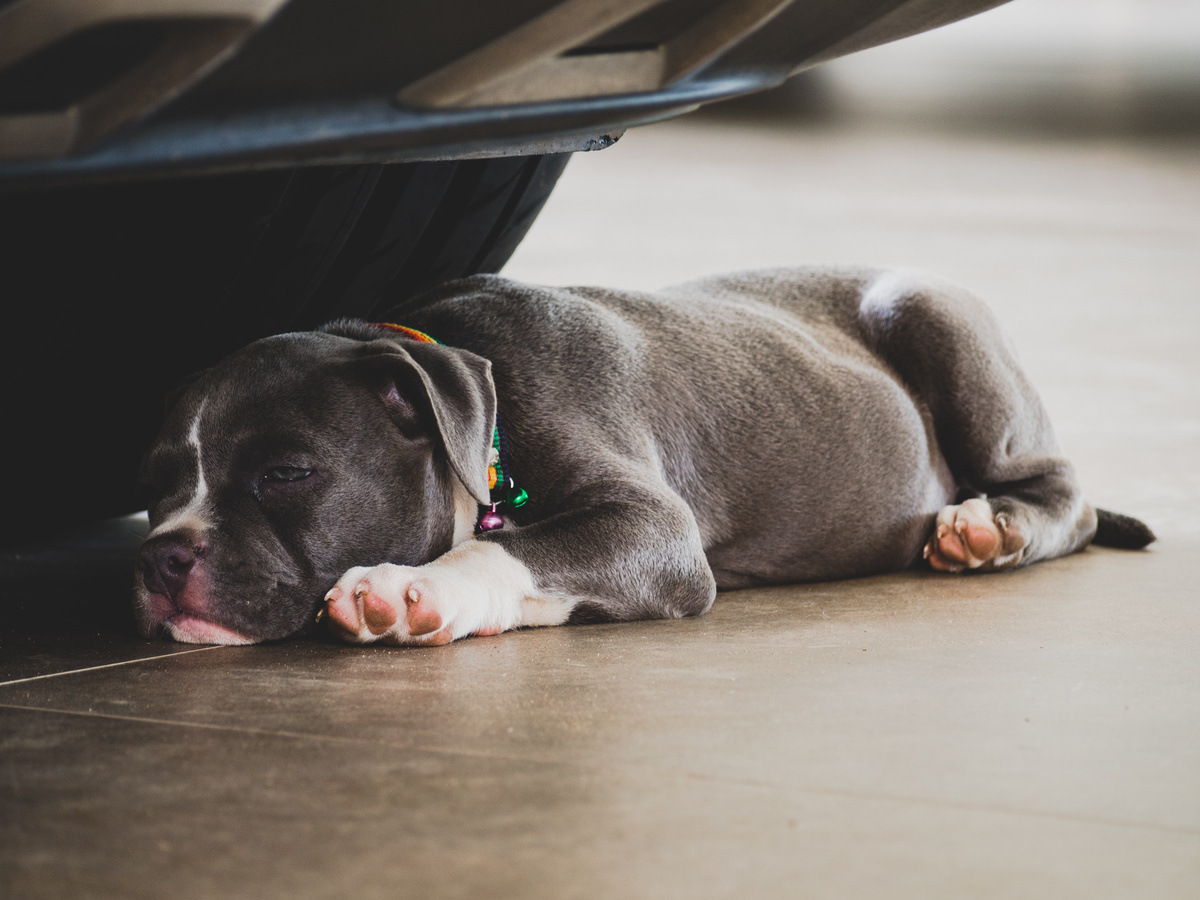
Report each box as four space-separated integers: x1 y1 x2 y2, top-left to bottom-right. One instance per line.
134 266 1153 646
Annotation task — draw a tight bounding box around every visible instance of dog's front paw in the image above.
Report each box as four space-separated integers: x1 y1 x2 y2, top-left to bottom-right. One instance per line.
923 498 1026 573
323 563 458 646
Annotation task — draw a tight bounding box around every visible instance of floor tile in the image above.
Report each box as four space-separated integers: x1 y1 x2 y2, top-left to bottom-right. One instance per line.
3 704 1196 900
4 543 1194 841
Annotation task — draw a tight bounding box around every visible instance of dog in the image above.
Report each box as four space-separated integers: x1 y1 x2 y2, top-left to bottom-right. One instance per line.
134 266 1154 646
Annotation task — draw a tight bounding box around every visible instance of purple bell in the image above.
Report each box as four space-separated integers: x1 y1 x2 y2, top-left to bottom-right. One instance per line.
478 505 504 532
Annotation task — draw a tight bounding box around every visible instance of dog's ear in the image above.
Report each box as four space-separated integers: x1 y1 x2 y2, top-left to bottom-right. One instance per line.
358 338 496 505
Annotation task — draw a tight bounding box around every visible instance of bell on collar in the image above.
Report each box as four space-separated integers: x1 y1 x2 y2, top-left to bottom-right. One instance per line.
478 504 504 532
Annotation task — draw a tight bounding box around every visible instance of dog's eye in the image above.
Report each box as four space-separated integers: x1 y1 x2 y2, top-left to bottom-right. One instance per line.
262 466 312 483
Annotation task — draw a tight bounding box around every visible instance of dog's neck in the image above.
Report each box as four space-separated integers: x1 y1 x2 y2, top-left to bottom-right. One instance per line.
450 475 478 547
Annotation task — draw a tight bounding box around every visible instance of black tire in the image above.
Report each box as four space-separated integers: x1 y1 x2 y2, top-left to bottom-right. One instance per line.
1 153 571 540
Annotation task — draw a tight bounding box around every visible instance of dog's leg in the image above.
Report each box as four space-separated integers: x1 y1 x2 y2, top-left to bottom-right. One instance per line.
324 488 716 645
858 271 1096 572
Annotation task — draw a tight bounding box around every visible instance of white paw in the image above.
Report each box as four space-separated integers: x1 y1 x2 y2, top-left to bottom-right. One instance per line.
923 498 1026 573
322 563 461 646
320 543 547 646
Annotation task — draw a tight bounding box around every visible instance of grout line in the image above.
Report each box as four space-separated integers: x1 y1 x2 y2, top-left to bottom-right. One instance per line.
0 646 224 687
0 701 415 748
675 770 1200 838
1 701 1196 839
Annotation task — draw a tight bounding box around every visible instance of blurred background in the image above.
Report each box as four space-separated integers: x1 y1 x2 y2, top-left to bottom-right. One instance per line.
721 0 1200 135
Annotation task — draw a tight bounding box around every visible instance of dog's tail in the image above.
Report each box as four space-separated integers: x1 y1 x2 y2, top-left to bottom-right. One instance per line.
1092 508 1156 549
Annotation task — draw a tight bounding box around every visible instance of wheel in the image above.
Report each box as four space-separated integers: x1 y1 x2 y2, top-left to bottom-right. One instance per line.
1 153 571 540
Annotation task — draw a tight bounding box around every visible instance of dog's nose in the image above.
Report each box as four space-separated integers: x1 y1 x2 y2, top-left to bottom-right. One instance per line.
139 535 204 600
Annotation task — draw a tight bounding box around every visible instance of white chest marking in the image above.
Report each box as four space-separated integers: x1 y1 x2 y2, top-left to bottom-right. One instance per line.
450 475 478 548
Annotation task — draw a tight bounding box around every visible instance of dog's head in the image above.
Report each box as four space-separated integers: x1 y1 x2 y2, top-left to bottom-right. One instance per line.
133 323 495 644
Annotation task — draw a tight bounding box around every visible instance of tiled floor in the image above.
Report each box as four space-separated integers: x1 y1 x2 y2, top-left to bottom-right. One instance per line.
3 116 1199 897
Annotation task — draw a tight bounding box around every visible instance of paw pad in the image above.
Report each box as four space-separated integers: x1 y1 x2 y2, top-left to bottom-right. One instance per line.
362 589 397 635
403 587 442 637
924 498 1024 573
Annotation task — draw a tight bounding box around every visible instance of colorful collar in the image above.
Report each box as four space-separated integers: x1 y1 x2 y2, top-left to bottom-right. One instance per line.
373 323 527 534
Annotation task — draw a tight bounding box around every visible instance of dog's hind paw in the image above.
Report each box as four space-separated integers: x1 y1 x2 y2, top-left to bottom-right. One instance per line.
923 498 1026 573
323 564 456 646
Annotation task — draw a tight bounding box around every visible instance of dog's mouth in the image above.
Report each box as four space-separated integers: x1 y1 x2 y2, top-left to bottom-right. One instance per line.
135 587 257 645
161 612 256 646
